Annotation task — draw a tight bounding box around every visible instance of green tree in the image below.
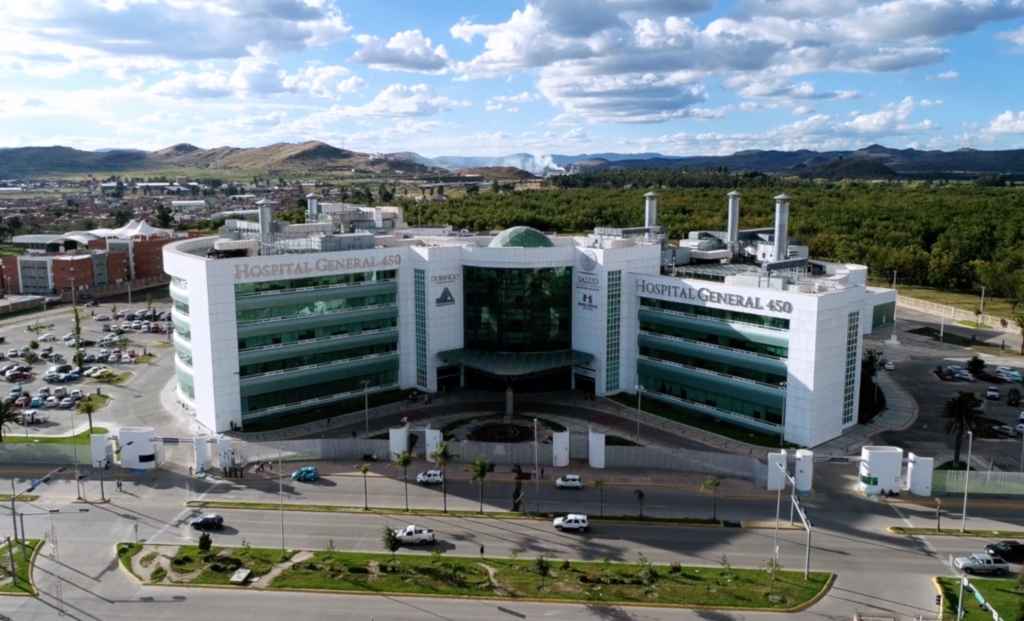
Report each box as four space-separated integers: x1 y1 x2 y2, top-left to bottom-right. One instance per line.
594 479 604 518
702 476 721 522
1018 317 1024 355
429 441 458 513
942 391 985 466
78 399 96 434
534 554 550 587
861 348 885 404
22 351 38 365
112 210 132 227
761 558 782 599
356 463 372 510
390 451 416 512
634 488 646 519
966 355 986 377
28 339 38 351
154 205 174 228
0 400 20 442
381 524 401 561
465 458 490 515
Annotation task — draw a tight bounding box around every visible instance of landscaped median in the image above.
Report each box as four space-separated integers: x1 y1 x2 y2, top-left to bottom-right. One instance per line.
0 539 41 596
888 527 1024 538
117 541 833 610
184 500 723 527
934 576 1023 621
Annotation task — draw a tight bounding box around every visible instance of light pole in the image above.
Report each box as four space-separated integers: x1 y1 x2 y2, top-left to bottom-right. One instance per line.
960 430 973 532
19 508 88 561
890 270 898 341
774 461 813 579
70 410 81 499
362 379 371 435
533 417 539 515
779 381 788 446
634 385 643 444
773 451 786 564
278 444 285 558
1019 432 1023 473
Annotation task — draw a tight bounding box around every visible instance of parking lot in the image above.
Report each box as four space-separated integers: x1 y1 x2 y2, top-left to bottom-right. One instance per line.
0 289 190 439
874 307 1024 470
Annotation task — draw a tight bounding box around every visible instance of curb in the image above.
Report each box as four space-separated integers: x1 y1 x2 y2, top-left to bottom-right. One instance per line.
0 539 41 597
887 526 1024 537
116 542 834 613
858 490 1024 510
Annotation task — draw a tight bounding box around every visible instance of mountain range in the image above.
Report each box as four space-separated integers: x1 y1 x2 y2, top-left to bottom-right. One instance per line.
3 141 1024 179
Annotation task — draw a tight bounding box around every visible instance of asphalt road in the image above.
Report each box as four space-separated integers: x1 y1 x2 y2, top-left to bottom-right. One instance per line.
2 464 1022 621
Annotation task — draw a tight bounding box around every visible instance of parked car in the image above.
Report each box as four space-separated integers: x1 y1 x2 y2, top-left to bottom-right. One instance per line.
553 514 590 532
1009 388 1021 407
94 315 111 321
83 354 96 363
291 466 319 482
42 372 60 382
101 324 112 332
70 389 83 401
58 397 74 409
6 372 29 382
43 396 58 408
61 333 74 342
416 469 444 485
36 386 50 397
989 425 1019 438
39 333 56 342
393 525 436 545
190 514 224 530
57 373 80 383
985 540 1024 563
0 364 17 374
6 349 18 358
121 322 132 330
883 361 895 371
17 347 29 356
946 365 964 373
29 396 44 408
18 410 48 424
986 386 1001 400
996 367 1022 382
1017 423 1024 435
14 396 29 408
954 371 976 382
556 474 584 489
954 553 1009 575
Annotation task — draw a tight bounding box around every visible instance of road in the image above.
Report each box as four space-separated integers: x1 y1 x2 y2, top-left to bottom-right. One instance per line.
1 463 1022 621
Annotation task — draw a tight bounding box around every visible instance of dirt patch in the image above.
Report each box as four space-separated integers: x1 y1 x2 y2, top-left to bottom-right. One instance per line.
252 550 312 589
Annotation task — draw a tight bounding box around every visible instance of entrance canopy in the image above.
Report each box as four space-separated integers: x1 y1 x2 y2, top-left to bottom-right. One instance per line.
438 348 594 381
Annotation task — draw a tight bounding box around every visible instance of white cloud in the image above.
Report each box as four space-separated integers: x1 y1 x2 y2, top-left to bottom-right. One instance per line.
350 30 449 74
792 105 814 115
506 107 520 113
920 99 945 106
987 111 1024 134
538 69 707 123
999 25 1024 47
490 92 540 104
136 110 182 124
548 113 580 126
689 106 730 119
283 65 355 99
149 70 233 98
332 84 468 118
927 70 961 80
725 77 859 101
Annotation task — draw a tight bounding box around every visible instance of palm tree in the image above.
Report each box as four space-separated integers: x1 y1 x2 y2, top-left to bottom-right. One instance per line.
0 400 20 442
357 463 372 510
942 391 985 466
594 479 604 518
78 399 96 434
703 476 721 522
390 451 416 512
634 488 646 519
466 458 490 515
862 348 885 404
429 441 458 513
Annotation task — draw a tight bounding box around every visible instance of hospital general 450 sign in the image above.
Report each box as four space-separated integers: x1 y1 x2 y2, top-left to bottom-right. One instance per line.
234 254 402 280
636 279 794 314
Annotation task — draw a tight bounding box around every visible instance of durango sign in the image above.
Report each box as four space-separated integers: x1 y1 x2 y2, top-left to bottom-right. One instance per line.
234 254 402 280
635 278 793 314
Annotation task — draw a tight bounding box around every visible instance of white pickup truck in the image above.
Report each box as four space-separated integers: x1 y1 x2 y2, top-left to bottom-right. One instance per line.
394 525 436 545
953 553 1010 575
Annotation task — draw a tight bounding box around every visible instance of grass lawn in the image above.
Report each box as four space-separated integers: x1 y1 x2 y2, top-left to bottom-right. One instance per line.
168 545 289 585
5 427 108 445
268 550 830 609
184 500 722 525
957 321 993 329
151 341 173 349
890 527 1024 537
133 354 155 364
117 542 144 580
80 393 111 408
907 326 1021 357
866 279 1013 320
936 577 1023 621
607 394 797 449
0 494 39 502
93 372 132 385
0 539 40 595
936 461 976 471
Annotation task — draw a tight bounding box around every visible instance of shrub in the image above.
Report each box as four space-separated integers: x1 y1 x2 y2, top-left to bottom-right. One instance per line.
197 531 212 553
669 561 682 574
560 559 571 570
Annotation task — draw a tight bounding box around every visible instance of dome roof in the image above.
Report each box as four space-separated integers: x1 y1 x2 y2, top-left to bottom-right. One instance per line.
488 226 554 248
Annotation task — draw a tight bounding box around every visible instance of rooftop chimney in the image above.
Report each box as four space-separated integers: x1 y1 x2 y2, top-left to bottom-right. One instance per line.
305 192 319 222
644 191 658 228
726 191 741 251
773 194 790 262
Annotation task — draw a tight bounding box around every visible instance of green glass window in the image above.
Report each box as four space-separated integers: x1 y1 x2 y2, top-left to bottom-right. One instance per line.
242 369 398 415
464 266 572 353
236 293 396 324
237 316 397 350
238 340 398 377
234 270 397 297
640 297 790 330
174 300 190 316
639 320 788 358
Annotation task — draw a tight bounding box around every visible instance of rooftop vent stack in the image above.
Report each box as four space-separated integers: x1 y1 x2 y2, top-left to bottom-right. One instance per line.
726 191 741 253
644 192 658 229
258 202 274 253
773 194 790 262
305 193 319 222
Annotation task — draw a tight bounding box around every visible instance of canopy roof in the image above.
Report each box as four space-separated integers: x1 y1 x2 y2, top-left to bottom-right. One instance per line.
437 348 593 380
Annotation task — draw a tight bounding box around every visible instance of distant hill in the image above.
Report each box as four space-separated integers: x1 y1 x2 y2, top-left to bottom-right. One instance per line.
7 141 1024 179
0 141 439 177
454 167 538 179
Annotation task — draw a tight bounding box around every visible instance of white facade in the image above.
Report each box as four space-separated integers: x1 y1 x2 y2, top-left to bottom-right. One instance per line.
165 200 891 448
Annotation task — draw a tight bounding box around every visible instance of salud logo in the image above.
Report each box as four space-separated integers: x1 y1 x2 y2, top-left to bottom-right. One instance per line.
580 250 598 272
436 287 455 307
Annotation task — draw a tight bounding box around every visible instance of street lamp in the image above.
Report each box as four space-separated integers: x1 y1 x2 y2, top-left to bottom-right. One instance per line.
278 444 285 558
773 451 787 565
70 410 81 499
960 430 974 532
773 461 813 579
779 381 788 447
533 418 539 514
362 379 371 435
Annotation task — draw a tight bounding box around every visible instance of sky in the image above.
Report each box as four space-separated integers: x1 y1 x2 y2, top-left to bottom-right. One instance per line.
2 0 1024 158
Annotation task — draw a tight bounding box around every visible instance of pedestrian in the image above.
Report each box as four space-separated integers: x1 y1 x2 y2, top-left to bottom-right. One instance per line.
116 478 122 492
188 466 193 476
541 468 544 479
480 544 485 559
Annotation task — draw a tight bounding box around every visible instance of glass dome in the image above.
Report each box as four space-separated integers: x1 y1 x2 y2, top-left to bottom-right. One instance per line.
488 226 554 248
